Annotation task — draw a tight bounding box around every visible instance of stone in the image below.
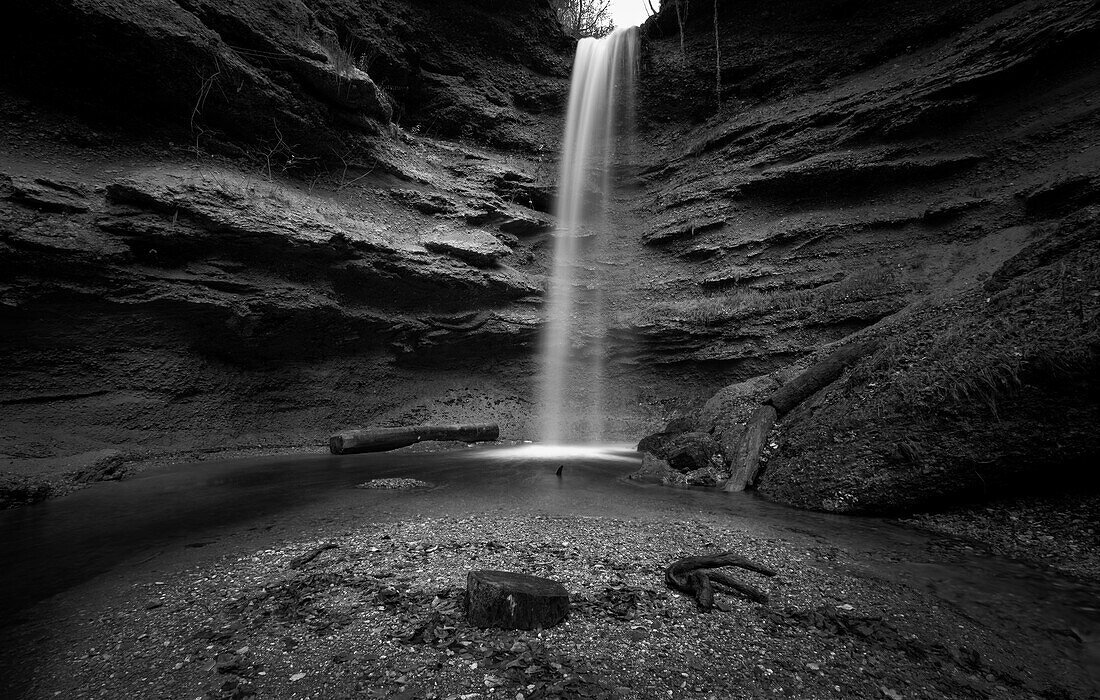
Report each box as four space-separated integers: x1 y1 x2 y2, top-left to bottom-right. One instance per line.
664 414 698 433
390 189 459 216
642 218 725 246
1023 174 1100 216
496 206 555 235
922 197 986 221
287 56 391 122
7 175 91 213
636 431 723 473
422 225 512 267
465 570 569 630
630 452 674 483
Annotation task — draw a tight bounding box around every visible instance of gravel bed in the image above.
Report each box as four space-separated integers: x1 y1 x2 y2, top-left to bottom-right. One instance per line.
356 479 436 490
10 510 1090 700
899 492 1100 582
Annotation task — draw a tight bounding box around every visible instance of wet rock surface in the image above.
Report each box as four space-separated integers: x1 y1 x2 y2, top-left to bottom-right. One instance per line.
637 431 722 473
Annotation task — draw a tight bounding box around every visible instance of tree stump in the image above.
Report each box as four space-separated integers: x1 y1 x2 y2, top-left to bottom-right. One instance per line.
664 552 776 611
465 570 570 630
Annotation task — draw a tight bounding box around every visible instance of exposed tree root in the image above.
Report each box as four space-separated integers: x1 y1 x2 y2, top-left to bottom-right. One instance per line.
708 570 769 605
664 552 776 610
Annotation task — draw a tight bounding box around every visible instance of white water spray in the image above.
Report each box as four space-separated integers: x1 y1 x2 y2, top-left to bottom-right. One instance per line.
538 27 638 445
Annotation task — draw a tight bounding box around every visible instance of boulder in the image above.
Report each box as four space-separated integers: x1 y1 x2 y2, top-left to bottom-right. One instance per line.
630 452 674 483
287 56 391 122
695 374 778 458
637 431 723 472
465 570 569 629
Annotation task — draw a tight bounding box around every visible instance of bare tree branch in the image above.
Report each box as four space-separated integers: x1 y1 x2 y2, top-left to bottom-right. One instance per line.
550 0 615 38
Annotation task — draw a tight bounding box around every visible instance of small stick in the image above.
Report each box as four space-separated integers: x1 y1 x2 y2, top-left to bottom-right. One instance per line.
289 542 338 569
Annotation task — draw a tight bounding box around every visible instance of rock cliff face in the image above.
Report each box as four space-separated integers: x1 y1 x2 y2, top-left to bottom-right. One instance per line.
0 0 580 505
632 0 1100 511
1 0 568 155
1 0 1097 512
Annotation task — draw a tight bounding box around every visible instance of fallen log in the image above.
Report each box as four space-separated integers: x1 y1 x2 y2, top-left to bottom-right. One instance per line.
767 339 882 416
664 552 776 611
329 423 499 455
721 404 778 492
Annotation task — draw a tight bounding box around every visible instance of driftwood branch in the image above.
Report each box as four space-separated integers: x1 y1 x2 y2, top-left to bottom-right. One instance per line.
664 551 776 610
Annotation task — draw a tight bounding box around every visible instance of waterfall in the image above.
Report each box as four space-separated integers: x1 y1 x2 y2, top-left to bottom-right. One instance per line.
538 27 638 445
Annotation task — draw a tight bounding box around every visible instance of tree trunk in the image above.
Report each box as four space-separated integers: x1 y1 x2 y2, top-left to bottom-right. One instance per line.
722 404 777 492
465 570 570 629
767 339 882 416
329 423 499 454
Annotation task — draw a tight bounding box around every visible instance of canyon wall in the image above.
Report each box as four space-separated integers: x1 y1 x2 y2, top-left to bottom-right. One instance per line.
633 0 1100 511
1 0 1097 513
0 0 582 504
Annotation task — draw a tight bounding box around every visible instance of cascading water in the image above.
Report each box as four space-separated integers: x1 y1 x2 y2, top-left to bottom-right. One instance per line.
538 27 638 445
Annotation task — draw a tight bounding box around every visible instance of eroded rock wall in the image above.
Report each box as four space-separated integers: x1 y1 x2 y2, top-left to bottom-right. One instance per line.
0 0 578 503
632 0 1100 510
0 0 568 156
